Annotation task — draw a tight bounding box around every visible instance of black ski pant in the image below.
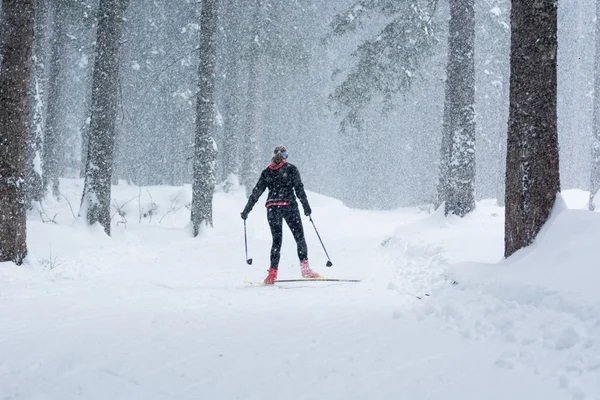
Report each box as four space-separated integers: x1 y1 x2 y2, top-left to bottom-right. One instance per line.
267 205 307 269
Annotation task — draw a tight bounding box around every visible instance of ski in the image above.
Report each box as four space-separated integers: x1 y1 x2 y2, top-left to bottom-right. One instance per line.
244 278 361 285
275 278 361 283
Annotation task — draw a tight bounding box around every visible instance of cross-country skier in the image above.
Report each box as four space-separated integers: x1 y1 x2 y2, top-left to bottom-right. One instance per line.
241 145 321 284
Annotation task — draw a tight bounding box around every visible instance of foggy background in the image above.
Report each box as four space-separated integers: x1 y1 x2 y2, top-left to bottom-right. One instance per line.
35 0 594 209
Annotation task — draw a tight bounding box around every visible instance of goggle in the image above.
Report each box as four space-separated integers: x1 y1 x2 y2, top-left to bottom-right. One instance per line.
274 147 288 159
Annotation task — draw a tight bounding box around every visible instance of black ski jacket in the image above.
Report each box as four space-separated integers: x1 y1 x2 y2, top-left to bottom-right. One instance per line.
242 162 311 215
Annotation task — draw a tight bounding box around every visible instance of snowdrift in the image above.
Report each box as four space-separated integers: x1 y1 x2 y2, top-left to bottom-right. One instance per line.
1 182 599 399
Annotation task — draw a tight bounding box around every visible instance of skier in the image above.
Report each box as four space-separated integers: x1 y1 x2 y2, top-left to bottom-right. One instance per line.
241 145 321 284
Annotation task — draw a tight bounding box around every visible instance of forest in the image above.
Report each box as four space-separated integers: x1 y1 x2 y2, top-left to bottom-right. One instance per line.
2 0 591 262
1 1 600 399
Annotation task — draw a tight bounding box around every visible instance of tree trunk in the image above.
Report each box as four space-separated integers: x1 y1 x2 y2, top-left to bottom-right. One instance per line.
191 0 219 236
437 0 476 217
81 0 129 235
590 0 600 210
436 87 452 209
240 0 263 196
220 55 241 181
0 0 35 265
42 1 68 198
505 0 559 257
25 0 49 206
220 0 243 181
80 51 96 179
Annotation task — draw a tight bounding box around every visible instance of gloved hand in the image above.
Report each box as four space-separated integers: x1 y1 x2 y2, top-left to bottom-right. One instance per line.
241 210 249 220
304 206 311 217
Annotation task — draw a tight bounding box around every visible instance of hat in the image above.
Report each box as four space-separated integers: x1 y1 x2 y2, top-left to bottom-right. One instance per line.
272 145 288 164
273 145 288 159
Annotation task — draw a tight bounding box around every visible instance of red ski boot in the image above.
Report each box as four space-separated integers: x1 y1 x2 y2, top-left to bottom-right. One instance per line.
301 259 320 278
264 267 278 284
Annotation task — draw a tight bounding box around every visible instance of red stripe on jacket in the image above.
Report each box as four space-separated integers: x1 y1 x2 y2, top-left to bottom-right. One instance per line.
266 201 290 208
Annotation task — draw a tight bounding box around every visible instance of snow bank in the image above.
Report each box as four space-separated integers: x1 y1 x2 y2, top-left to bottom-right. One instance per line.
401 193 600 400
452 193 600 301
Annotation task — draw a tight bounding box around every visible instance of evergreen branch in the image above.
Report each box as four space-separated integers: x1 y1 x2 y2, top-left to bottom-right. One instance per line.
330 0 404 36
331 4 438 132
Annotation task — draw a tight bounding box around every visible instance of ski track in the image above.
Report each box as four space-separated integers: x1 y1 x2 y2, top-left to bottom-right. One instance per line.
0 183 599 399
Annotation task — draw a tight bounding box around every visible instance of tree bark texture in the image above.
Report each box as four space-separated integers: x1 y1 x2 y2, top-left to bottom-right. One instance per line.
42 1 68 197
220 55 241 180
25 0 49 206
505 0 559 257
191 0 219 236
220 0 243 181
436 86 452 209
0 0 35 265
240 0 263 196
81 0 129 235
438 0 476 217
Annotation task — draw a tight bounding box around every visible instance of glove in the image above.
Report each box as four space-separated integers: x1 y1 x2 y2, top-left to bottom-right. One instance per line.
241 210 249 220
304 206 311 217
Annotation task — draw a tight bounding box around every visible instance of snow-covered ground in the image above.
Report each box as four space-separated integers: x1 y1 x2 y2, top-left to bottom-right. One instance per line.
1 179 599 400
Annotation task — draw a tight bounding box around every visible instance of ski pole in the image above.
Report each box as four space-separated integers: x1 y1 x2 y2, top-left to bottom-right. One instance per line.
309 216 333 267
244 220 253 265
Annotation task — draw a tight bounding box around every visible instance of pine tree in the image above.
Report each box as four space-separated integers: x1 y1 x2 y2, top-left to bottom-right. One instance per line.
0 0 35 265
81 0 129 235
240 0 263 195
25 0 49 206
191 0 219 236
505 0 559 257
437 0 476 217
590 0 600 210
42 1 69 197
330 1 438 132
328 1 439 208
219 0 243 181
